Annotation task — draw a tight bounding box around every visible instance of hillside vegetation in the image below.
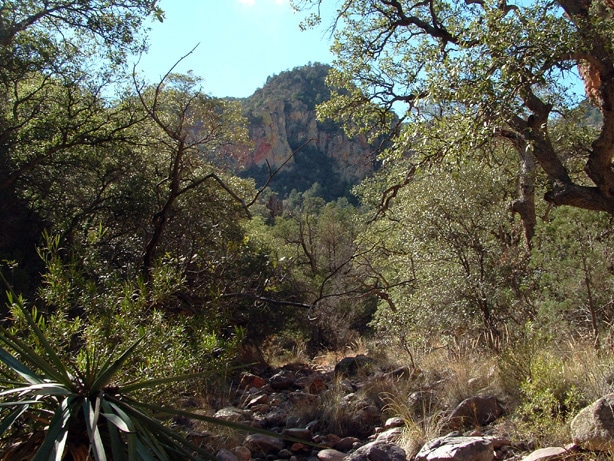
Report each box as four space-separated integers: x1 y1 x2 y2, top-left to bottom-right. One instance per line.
1 1 614 460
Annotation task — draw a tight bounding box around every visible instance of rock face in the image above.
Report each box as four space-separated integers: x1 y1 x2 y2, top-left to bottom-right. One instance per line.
238 63 378 201
571 393 614 451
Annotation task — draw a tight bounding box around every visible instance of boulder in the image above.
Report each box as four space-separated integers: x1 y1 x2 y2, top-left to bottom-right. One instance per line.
571 393 614 452
345 441 407 461
446 395 504 430
415 436 494 461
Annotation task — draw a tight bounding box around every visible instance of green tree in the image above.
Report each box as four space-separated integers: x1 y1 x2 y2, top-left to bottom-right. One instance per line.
531 207 614 348
268 186 381 349
133 71 251 278
358 145 533 349
0 1 164 297
294 0 614 243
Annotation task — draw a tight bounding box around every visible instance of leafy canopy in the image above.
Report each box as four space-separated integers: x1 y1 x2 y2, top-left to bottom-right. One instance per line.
293 0 614 237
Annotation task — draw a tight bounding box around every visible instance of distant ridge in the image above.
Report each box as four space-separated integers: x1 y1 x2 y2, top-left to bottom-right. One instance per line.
236 63 378 202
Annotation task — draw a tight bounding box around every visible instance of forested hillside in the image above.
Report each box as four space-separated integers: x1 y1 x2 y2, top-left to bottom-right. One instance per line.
237 63 378 202
2 1 614 460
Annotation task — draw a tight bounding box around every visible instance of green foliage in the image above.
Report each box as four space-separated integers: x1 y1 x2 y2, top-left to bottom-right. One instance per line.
296 0 614 214
0 290 227 460
360 145 532 348
531 207 614 344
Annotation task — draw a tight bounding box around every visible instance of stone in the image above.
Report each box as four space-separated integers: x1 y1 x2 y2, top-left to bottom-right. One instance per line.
317 448 347 461
335 436 360 451
520 447 568 461
232 446 252 461
446 395 504 430
243 434 285 455
345 441 407 461
283 427 313 442
571 393 614 452
278 448 294 458
415 436 494 461
308 376 328 394
239 372 266 389
376 427 403 443
384 417 405 429
247 394 270 408
270 370 297 391
216 449 239 461
214 407 253 423
334 355 377 378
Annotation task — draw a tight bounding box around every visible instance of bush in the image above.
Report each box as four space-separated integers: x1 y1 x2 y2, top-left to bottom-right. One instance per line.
0 293 240 460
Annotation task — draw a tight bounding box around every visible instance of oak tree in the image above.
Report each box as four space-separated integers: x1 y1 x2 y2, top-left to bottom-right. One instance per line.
294 0 614 242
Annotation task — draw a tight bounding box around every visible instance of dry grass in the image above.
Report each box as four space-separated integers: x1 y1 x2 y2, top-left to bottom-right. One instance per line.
233 335 614 454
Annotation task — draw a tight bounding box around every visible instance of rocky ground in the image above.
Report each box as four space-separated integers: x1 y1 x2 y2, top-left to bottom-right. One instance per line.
177 355 614 461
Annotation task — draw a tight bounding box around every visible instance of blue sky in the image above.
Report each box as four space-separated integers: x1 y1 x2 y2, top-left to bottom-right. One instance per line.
134 0 334 98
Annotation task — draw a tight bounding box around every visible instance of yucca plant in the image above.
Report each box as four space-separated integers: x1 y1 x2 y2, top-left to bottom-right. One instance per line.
0 293 247 461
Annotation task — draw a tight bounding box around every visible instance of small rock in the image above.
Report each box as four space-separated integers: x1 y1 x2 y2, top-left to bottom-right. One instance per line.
216 449 239 461
446 395 504 430
415 436 494 461
283 427 312 441
376 427 403 444
232 446 252 461
317 448 347 461
214 407 253 423
521 447 568 461
243 434 284 455
270 370 296 391
334 436 360 451
239 372 266 389
345 441 406 461
384 417 405 429
247 394 270 408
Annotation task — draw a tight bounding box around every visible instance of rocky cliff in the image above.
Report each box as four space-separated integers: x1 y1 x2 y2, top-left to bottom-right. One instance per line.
237 63 377 201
